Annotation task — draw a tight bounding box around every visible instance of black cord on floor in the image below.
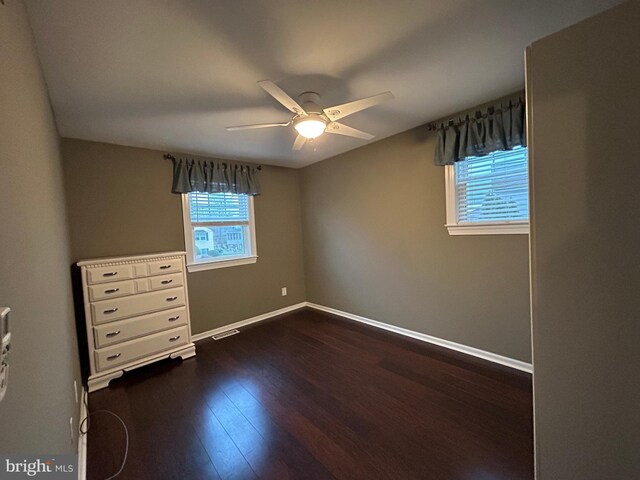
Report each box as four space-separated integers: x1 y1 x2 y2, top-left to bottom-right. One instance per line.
79 396 129 480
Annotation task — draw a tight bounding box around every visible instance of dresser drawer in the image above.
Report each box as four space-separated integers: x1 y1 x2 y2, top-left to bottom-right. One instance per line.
93 307 187 348
148 272 183 291
91 287 185 324
147 259 182 276
88 279 136 302
95 326 188 371
86 264 134 284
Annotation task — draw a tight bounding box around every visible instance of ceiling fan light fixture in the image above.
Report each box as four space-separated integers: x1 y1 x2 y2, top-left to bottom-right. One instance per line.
294 117 327 139
227 81 393 149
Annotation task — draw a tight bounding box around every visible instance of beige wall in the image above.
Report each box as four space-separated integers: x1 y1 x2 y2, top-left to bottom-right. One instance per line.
0 1 81 453
528 1 640 478
61 139 306 334
300 125 532 362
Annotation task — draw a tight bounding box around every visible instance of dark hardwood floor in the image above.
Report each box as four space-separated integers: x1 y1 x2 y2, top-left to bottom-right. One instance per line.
87 308 533 480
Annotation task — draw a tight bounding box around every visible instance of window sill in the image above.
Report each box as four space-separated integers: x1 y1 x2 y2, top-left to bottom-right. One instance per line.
186 255 258 272
446 222 529 236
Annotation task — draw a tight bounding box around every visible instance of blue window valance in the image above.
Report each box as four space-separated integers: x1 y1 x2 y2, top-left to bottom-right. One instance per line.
433 94 526 166
170 156 261 196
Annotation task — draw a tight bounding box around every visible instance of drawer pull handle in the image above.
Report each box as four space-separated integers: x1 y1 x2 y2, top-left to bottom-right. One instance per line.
166 296 178 302
168 315 180 322
160 265 172 270
104 288 120 294
169 335 181 342
107 353 121 361
103 308 119 314
161 279 173 285
103 272 118 277
106 330 121 338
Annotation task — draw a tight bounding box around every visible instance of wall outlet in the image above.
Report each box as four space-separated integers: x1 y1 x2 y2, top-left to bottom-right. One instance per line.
281 287 287 296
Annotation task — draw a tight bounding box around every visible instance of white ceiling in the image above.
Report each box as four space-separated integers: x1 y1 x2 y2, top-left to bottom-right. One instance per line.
26 0 621 168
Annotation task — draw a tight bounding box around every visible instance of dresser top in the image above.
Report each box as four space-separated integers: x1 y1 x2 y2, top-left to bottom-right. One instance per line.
77 251 186 267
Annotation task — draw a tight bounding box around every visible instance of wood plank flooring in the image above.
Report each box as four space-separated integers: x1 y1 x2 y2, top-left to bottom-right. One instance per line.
87 308 533 479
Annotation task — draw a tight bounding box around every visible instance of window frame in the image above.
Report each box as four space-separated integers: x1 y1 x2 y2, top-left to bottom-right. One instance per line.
444 151 529 236
181 193 258 272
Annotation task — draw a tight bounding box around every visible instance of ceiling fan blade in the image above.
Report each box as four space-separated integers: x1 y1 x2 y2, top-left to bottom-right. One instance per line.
258 80 307 116
292 135 307 151
226 122 289 131
326 122 374 140
323 91 394 122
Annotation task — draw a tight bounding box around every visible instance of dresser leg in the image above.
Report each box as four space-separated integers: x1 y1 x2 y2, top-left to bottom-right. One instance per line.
88 370 124 392
170 343 196 361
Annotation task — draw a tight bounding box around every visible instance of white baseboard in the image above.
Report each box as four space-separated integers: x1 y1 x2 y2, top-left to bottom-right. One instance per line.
189 300 532 374
191 302 307 342
306 302 533 373
77 388 88 480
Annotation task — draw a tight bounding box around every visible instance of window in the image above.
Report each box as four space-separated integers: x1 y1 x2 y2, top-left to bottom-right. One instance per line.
445 146 529 235
194 230 208 241
182 191 257 271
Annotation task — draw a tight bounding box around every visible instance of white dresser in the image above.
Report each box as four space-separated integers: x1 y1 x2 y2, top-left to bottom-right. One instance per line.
77 252 196 392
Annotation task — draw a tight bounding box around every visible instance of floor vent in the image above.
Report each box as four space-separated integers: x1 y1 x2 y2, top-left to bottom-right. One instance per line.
212 329 240 340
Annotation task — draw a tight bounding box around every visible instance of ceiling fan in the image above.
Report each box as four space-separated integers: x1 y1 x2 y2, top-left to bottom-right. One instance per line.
226 80 394 150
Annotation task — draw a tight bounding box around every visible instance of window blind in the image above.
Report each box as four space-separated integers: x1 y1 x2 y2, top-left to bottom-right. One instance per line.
454 146 528 223
189 192 249 223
